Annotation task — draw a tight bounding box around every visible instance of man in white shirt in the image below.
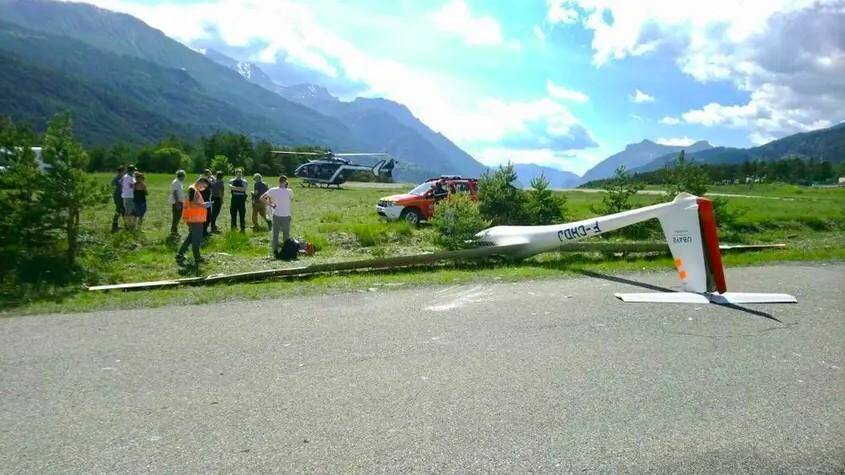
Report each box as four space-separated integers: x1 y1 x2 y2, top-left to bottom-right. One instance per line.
259 175 294 255
121 165 137 230
169 169 186 236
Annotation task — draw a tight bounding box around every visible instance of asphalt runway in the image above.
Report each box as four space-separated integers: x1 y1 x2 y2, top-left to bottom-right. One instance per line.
1 264 843 473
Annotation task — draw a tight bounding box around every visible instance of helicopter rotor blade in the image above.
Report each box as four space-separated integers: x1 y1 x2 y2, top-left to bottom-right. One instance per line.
333 152 393 157
271 151 326 156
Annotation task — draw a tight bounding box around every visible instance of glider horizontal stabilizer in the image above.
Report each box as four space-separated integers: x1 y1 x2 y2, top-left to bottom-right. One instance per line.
708 292 797 304
615 292 797 304
614 292 710 304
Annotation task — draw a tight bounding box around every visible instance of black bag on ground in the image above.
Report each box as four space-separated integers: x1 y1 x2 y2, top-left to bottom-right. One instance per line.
278 238 299 261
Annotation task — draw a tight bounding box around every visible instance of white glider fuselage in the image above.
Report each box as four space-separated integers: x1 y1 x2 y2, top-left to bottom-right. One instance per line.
476 192 796 303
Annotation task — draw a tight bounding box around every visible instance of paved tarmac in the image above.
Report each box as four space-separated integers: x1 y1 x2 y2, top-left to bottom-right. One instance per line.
1 264 843 473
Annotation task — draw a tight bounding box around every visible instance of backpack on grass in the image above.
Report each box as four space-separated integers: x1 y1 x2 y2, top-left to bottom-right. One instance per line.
277 238 299 261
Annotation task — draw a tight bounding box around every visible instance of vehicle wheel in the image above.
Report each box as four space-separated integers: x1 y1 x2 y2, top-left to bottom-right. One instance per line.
401 208 421 226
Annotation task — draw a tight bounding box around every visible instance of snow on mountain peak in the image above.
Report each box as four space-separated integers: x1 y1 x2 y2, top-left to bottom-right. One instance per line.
235 62 253 80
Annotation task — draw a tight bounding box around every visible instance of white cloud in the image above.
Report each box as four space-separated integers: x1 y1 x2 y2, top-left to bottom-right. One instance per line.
680 84 833 138
464 98 596 151
545 0 824 66
430 0 502 46
546 0 845 143
656 137 696 146
660 116 681 125
546 80 589 103
630 89 654 103
546 0 579 24
533 25 546 42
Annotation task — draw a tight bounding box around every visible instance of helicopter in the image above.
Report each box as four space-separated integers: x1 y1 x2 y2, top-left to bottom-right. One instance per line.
271 150 397 188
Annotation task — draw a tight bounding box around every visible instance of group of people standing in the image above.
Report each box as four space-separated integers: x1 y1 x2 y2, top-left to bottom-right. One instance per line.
111 165 148 232
185 168 266 236
111 165 294 268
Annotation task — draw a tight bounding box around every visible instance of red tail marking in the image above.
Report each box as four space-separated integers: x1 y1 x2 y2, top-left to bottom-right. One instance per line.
697 198 727 293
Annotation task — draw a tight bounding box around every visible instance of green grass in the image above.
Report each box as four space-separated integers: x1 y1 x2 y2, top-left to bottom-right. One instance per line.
2 175 843 316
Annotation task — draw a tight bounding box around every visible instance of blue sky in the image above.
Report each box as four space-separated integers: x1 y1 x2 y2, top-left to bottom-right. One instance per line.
88 0 844 175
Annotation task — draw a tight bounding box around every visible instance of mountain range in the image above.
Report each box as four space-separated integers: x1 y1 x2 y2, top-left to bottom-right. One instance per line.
202 49 487 181
629 122 845 175
579 139 714 183
0 0 842 186
0 0 485 181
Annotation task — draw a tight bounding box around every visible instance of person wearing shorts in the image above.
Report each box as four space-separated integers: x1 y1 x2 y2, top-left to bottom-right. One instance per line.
121 165 136 230
132 172 148 231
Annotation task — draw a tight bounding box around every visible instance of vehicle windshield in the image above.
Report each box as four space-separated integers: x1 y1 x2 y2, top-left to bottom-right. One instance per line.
408 182 433 196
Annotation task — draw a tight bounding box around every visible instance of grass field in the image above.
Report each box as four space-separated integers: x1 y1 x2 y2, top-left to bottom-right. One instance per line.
3 174 844 315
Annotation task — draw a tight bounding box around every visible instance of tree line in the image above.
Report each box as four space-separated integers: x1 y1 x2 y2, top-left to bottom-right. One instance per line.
582 154 843 189
84 132 327 177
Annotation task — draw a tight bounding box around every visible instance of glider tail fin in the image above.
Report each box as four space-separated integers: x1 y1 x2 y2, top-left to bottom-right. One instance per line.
657 194 711 293
656 195 728 293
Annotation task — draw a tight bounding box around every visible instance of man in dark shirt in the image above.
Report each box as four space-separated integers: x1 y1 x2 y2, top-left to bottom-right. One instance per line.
200 169 213 237
251 173 271 231
210 170 225 233
229 168 248 232
111 166 125 233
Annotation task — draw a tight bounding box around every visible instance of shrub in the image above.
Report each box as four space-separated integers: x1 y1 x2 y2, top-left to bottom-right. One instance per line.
350 223 385 247
592 166 655 239
662 150 709 198
431 193 490 250
524 174 566 225
712 197 746 232
594 166 643 215
477 163 528 225
391 221 414 237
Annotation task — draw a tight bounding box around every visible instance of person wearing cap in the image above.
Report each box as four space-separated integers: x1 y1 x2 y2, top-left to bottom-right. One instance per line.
251 173 271 231
169 169 186 236
260 175 294 256
176 177 212 267
229 168 248 232
210 170 225 233
121 165 137 230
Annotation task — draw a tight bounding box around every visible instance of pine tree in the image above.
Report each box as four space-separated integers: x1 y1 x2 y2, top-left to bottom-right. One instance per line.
524 174 566 225
0 117 54 280
477 162 528 225
663 150 709 198
596 165 643 214
40 113 107 264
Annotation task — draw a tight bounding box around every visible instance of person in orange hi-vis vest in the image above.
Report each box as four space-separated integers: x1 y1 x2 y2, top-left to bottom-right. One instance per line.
176 177 211 267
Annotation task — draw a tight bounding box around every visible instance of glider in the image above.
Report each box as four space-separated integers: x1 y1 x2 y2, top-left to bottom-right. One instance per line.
475 193 797 304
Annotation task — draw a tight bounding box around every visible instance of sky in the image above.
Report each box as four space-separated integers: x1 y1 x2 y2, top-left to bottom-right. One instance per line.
82 0 845 175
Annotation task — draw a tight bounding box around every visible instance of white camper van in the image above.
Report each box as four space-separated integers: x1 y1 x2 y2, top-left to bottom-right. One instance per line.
0 147 45 172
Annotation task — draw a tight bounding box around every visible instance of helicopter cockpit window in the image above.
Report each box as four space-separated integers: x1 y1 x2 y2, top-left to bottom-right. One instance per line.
409 182 433 196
